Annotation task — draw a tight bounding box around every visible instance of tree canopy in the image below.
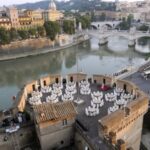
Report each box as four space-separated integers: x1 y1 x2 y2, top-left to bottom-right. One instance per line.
76 15 91 29
0 27 10 45
138 25 149 31
63 20 75 34
118 14 134 30
44 21 60 41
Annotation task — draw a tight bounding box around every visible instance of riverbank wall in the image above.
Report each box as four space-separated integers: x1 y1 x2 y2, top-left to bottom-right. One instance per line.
0 34 89 61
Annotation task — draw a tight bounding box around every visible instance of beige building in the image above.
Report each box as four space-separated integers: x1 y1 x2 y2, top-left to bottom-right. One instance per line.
6 6 20 28
17 9 44 29
33 101 77 150
94 10 117 20
0 17 11 29
42 0 64 22
25 9 44 27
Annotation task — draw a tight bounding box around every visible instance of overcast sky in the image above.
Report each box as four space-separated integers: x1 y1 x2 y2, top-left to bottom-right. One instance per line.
0 0 145 7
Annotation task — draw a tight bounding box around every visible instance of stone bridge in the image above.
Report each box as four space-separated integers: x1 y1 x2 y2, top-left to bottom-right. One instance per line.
85 29 150 46
91 21 121 30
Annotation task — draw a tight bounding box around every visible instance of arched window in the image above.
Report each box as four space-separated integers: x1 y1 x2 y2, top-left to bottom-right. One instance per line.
32 84 36 91
70 76 73 82
43 80 46 86
55 78 59 83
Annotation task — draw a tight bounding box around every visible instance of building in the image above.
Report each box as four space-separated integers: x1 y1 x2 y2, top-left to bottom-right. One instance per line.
42 0 64 22
19 15 32 29
25 9 44 27
33 101 77 150
0 17 11 29
115 0 150 22
18 9 44 29
6 6 20 28
94 10 117 21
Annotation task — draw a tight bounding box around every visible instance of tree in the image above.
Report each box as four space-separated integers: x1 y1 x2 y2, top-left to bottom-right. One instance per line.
76 15 91 29
10 28 18 41
127 14 134 28
99 13 106 21
138 25 149 31
118 17 129 30
63 20 75 34
37 26 46 37
0 27 10 45
28 28 37 37
44 21 60 41
18 30 29 40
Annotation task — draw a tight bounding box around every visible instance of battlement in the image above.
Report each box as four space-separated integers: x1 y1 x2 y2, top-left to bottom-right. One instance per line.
99 90 148 150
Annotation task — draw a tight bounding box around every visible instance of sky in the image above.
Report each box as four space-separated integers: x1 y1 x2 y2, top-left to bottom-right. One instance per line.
0 0 145 7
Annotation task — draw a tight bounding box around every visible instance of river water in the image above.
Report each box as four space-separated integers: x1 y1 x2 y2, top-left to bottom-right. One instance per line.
0 36 149 110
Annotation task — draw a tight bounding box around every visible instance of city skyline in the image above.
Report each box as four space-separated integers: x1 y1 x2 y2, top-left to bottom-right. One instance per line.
0 0 145 7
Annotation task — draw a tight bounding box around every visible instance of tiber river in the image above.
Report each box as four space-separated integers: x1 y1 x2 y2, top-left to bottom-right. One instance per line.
0 36 150 110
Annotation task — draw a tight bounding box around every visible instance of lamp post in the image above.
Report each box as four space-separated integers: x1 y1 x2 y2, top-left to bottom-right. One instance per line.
74 28 84 104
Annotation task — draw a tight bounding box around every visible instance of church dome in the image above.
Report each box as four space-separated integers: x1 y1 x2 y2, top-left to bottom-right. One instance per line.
49 0 57 10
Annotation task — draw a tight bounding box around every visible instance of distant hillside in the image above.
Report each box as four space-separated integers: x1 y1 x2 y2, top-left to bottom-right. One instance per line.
17 0 116 11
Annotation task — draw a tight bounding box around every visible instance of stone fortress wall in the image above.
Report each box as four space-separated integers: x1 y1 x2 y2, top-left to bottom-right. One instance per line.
13 73 149 150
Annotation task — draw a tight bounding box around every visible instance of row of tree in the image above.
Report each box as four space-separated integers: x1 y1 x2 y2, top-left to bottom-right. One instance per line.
0 15 91 45
0 26 46 45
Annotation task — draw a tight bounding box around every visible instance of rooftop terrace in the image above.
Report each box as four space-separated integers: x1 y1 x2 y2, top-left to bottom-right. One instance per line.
26 75 135 150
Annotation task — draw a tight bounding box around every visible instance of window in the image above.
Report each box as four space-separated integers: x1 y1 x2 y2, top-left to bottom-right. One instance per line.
55 78 59 83
62 119 67 126
43 80 46 86
70 76 73 82
103 78 106 84
32 84 36 91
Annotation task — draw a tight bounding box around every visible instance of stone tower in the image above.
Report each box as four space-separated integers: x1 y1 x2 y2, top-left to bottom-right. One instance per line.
6 6 20 28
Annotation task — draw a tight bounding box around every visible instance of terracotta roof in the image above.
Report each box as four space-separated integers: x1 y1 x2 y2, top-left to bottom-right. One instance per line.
33 101 77 124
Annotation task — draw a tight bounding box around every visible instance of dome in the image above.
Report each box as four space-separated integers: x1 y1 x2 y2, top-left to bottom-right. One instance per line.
49 0 57 10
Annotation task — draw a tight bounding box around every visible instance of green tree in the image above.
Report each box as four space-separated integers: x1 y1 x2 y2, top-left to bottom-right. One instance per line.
118 17 129 30
28 28 37 37
10 28 18 41
63 20 75 34
138 25 149 31
18 30 29 40
0 27 10 45
44 21 60 41
76 15 91 29
127 14 134 28
99 13 106 21
37 26 46 37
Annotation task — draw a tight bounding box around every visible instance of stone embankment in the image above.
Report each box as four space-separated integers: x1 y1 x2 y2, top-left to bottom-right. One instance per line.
0 38 53 51
0 34 89 61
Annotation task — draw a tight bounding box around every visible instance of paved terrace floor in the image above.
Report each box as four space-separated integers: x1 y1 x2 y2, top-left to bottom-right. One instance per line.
75 83 114 150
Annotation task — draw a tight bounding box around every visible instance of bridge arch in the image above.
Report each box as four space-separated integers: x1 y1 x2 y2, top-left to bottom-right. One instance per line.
91 21 121 30
135 35 150 40
91 24 98 30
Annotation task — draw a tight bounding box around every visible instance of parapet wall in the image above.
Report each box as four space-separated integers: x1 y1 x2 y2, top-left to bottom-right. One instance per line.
14 73 147 114
13 73 88 113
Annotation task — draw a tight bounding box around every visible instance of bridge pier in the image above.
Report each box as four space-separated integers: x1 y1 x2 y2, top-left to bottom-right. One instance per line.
128 39 135 47
99 37 108 45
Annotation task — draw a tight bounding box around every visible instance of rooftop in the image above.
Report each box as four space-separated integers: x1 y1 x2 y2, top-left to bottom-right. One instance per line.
33 101 77 124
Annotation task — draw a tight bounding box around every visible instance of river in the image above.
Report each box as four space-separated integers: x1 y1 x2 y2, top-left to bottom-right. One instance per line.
0 36 149 110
